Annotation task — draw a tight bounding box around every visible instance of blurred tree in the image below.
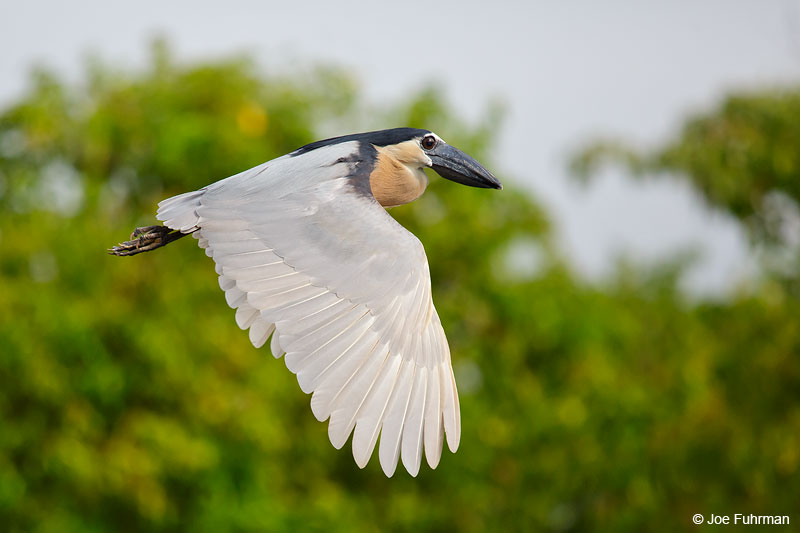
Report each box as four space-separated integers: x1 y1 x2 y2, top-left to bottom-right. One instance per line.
571 89 800 287
0 41 798 532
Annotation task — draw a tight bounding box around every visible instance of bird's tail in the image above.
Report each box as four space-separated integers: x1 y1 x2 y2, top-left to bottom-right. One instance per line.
156 188 205 232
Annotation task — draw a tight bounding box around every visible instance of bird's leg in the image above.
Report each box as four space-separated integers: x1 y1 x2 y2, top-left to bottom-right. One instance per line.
108 225 189 256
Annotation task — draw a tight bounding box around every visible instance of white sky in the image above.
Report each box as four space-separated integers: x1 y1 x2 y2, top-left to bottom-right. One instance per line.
3 0 800 294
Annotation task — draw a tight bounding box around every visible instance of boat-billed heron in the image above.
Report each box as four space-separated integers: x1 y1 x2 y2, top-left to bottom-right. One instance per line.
111 128 501 476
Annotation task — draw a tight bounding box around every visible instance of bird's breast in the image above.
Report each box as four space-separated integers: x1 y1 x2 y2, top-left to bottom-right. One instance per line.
369 146 429 208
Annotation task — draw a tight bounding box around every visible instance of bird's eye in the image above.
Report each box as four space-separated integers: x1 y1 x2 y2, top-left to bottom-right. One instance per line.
421 135 437 150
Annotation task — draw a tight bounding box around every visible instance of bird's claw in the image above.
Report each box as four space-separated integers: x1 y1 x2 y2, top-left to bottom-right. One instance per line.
130 225 172 240
109 226 173 256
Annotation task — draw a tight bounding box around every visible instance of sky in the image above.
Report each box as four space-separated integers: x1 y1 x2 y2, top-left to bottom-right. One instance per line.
3 0 800 294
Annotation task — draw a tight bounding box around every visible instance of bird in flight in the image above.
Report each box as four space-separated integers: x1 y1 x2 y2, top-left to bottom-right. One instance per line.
111 128 502 476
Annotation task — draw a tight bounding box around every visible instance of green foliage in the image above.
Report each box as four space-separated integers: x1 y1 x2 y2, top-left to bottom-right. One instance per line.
571 89 800 286
1 44 798 532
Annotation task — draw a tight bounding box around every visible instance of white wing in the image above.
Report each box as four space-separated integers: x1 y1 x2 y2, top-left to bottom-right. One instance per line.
156 142 460 476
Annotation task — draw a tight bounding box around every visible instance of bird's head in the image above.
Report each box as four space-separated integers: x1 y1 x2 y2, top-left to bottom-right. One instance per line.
291 128 502 207
367 128 502 190
414 130 503 190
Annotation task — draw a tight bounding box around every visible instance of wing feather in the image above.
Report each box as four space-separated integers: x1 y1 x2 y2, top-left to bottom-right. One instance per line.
378 360 416 476
295 315 374 394
352 354 402 468
269 328 284 358
286 309 371 378
327 344 391 449
235 303 259 330
423 361 444 468
248 319 275 349
309 330 381 421
277 299 353 346
401 367 428 477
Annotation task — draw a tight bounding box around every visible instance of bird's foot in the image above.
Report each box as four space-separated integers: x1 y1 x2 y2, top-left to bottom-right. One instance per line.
109 225 182 256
